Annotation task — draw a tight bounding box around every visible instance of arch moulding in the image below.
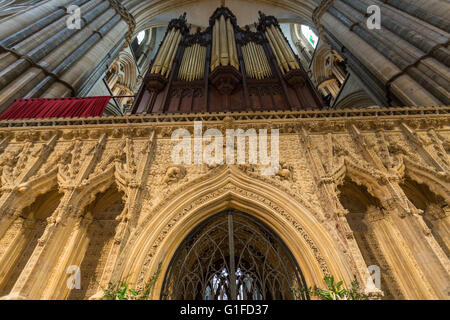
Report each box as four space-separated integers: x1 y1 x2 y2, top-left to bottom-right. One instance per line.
117 165 355 299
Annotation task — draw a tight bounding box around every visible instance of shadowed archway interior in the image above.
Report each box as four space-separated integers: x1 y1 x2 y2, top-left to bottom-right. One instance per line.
161 210 308 300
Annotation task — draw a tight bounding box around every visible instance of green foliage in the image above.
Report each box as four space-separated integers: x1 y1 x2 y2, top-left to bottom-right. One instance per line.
103 263 162 300
293 275 370 300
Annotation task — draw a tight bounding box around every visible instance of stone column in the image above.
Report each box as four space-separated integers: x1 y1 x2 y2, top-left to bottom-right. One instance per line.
89 132 156 300
0 0 133 112
347 122 447 298
0 216 34 294
7 135 107 299
385 195 450 299
298 129 378 294
314 0 449 106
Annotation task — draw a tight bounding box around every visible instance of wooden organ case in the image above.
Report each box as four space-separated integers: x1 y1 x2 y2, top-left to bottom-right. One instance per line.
131 7 324 114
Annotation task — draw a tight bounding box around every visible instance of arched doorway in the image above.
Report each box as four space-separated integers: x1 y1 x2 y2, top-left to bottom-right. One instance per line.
161 210 308 300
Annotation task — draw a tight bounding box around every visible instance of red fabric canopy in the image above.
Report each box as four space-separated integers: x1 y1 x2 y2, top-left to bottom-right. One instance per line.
0 96 111 120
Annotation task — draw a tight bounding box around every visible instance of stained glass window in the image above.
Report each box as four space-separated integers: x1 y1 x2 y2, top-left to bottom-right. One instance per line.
301 25 318 49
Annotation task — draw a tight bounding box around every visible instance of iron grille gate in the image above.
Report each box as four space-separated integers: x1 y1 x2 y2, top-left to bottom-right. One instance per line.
161 210 308 300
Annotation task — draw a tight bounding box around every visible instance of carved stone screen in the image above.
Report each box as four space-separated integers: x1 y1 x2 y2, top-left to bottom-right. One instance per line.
161 210 308 300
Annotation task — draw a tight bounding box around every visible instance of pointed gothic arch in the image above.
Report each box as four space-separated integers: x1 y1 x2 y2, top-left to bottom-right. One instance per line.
117 166 354 299
336 177 402 299
66 184 125 300
332 157 393 204
0 186 62 296
161 209 309 300
402 157 450 205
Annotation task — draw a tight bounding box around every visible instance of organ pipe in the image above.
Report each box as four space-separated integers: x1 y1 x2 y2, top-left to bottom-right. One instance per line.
251 42 263 79
244 45 254 78
179 45 189 79
178 43 206 81
258 44 271 77
265 24 300 73
186 44 194 81
242 42 272 79
210 16 239 72
163 30 182 77
191 44 199 81
226 19 239 69
219 15 228 67
265 26 288 73
211 20 220 70
151 28 182 78
151 28 173 74
272 25 299 70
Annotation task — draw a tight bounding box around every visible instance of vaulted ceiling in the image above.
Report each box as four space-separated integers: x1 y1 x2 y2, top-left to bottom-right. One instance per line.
121 0 320 32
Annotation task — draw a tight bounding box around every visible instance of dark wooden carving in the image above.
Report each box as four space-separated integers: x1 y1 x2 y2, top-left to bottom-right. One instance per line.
209 66 242 96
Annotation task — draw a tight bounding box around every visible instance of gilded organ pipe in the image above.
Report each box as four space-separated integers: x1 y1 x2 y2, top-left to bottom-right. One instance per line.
270 25 290 68
245 45 255 78
265 27 288 73
251 43 261 79
198 45 206 81
194 44 201 80
264 28 284 74
261 45 272 76
162 30 178 73
192 44 199 81
186 46 193 79
166 32 179 77
219 15 229 67
151 27 182 78
251 42 263 79
191 44 197 82
211 20 220 70
179 46 188 81
162 30 181 77
159 29 176 73
242 42 272 79
187 44 195 81
179 46 190 80
186 46 193 80
189 45 196 80
272 25 299 70
191 44 196 82
178 43 206 81
210 15 239 72
185 44 192 81
194 44 202 79
265 24 300 73
226 19 239 69
249 45 257 78
255 44 265 77
151 28 174 74
241 45 251 78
